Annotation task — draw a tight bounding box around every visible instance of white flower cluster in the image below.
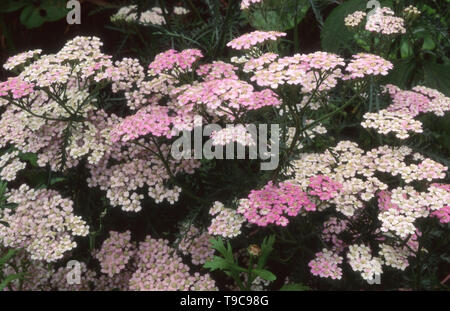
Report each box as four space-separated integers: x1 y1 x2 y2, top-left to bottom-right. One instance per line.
211 125 256 146
0 151 26 181
347 244 383 282
361 109 423 139
3 49 42 71
111 5 189 26
0 185 89 262
208 201 246 238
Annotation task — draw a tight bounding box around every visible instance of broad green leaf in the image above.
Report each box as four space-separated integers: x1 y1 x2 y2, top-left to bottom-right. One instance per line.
423 61 450 96
19 0 68 29
0 0 26 13
247 0 310 31
20 5 45 29
422 36 436 51
400 40 413 58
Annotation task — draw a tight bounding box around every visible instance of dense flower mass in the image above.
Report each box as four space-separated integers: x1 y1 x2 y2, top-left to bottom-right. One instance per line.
345 7 406 35
0 4 448 291
95 231 135 277
129 236 217 290
366 7 406 35
237 181 316 227
0 185 89 262
227 31 286 50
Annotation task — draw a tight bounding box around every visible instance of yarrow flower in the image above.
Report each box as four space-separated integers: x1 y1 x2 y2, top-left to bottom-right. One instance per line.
95 231 135 277
0 185 89 262
365 7 406 35
361 109 423 139
240 0 263 10
347 244 383 281
237 181 316 227
178 225 214 265
309 249 343 280
344 53 393 79
129 236 217 290
3 49 42 71
0 77 35 99
227 31 286 50
344 11 366 28
148 49 203 75
0 151 26 181
211 125 256 146
308 175 343 201
208 201 246 238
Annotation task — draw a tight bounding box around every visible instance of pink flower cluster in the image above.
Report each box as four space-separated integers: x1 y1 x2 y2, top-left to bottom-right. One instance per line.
227 31 286 50
361 109 423 139
196 61 238 81
384 84 450 117
344 53 393 79
95 231 135 277
110 105 174 142
308 175 343 200
308 249 343 280
148 49 203 75
178 226 214 265
0 77 35 99
174 78 280 120
237 181 316 227
249 52 345 92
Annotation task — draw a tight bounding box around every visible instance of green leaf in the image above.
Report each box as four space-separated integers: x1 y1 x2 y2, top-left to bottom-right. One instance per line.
321 0 365 53
20 5 45 29
0 0 27 13
50 177 66 185
422 36 436 51
18 152 38 167
400 40 413 58
203 256 230 271
40 0 69 22
280 283 310 291
247 0 310 31
0 273 23 291
209 237 227 257
252 268 276 281
423 61 450 96
0 249 16 268
257 235 275 269
381 57 417 89
19 0 68 29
